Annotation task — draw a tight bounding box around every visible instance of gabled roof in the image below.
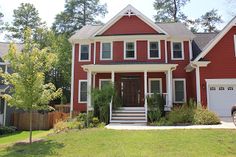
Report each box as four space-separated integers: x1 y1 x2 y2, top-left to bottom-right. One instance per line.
157 23 195 39
94 4 168 36
69 25 102 42
192 33 218 60
194 16 236 61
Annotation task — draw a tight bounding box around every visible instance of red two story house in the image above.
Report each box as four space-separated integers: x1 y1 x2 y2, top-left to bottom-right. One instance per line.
69 5 236 124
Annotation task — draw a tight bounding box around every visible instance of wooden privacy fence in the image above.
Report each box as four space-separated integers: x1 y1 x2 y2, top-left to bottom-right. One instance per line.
12 111 69 130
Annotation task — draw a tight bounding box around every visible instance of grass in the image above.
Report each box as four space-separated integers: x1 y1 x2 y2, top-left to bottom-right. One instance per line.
0 130 50 146
0 128 235 157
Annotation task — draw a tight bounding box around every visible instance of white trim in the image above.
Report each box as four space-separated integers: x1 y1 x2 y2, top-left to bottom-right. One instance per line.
147 40 161 59
189 40 193 61
194 17 236 61
79 43 91 62
78 80 88 103
93 42 96 64
206 79 236 85
144 71 148 122
82 64 178 73
70 45 75 117
196 66 201 103
99 79 111 89
234 35 236 57
148 78 162 94
100 42 113 60
124 41 137 60
171 41 184 60
165 40 168 63
173 78 186 103
93 4 168 36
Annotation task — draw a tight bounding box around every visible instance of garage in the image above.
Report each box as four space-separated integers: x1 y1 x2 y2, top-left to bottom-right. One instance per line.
207 79 236 117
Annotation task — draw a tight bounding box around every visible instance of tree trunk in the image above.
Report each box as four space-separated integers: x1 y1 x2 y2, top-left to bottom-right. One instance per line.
29 109 32 144
173 0 177 22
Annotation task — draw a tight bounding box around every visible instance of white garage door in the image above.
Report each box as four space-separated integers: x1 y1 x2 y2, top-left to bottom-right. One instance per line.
208 84 236 117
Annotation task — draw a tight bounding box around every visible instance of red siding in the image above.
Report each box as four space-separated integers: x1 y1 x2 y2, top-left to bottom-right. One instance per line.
200 26 236 106
102 16 158 35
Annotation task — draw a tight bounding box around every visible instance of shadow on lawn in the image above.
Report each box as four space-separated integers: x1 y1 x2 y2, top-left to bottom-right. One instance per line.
2 140 64 157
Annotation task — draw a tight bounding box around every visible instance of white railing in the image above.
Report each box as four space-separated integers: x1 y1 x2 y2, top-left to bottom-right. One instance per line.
109 97 113 122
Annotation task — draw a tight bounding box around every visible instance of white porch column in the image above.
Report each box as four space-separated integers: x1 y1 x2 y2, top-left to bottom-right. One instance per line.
70 45 75 118
3 99 7 126
196 66 201 103
111 71 115 84
167 69 173 108
87 70 92 110
92 73 96 89
144 71 147 121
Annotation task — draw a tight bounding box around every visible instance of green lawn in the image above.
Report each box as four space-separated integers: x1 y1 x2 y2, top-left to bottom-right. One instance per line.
0 128 236 157
0 130 50 146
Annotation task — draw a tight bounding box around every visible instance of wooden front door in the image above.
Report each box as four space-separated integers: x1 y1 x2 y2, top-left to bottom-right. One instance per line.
121 76 141 107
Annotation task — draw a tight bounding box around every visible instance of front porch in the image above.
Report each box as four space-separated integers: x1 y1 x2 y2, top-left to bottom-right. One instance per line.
82 63 177 124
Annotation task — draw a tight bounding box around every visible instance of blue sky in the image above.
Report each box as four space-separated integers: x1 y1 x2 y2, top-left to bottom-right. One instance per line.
0 0 235 39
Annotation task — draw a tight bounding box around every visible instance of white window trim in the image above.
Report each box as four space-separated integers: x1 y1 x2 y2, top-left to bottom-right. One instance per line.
171 41 184 60
78 80 88 103
99 79 111 90
148 78 162 94
173 78 186 103
124 41 137 60
79 44 91 62
100 42 113 60
148 40 161 59
234 35 236 57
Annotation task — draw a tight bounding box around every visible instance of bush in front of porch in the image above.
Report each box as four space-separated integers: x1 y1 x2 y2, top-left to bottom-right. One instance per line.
149 98 220 126
91 83 121 124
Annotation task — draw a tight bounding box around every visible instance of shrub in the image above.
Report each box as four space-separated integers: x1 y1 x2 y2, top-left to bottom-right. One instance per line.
148 109 161 123
92 117 100 127
67 121 84 130
155 117 173 126
167 105 194 125
53 121 69 133
0 126 17 135
193 109 221 125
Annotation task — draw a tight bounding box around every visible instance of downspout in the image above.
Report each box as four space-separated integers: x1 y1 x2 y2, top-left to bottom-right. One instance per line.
165 40 168 63
70 44 75 118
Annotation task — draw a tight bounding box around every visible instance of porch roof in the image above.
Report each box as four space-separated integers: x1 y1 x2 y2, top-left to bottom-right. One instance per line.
82 63 178 73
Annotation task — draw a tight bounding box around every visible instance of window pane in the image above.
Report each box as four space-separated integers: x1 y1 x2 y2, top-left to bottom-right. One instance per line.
126 42 134 50
126 50 134 58
150 80 160 94
80 45 89 60
149 42 159 58
126 42 135 58
102 43 111 59
173 42 182 59
101 80 110 89
175 80 184 102
80 81 87 102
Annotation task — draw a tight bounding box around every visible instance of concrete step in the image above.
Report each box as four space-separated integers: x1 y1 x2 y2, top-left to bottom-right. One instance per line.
112 110 145 114
116 107 145 111
112 116 146 120
112 113 145 117
110 120 147 124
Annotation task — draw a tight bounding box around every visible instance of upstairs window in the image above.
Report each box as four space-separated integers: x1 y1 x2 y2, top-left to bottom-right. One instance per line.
148 41 160 59
101 42 112 60
124 42 136 59
172 42 184 60
79 44 90 61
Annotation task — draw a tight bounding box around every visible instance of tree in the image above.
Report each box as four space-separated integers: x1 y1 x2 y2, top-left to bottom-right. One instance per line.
52 0 107 36
199 9 223 32
0 29 62 144
5 3 44 41
0 11 4 31
153 0 190 22
33 28 72 103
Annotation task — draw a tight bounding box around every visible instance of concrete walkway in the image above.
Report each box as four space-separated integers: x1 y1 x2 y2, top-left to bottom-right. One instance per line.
106 119 236 130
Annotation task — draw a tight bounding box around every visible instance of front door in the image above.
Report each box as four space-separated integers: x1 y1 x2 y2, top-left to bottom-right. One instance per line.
121 76 141 107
